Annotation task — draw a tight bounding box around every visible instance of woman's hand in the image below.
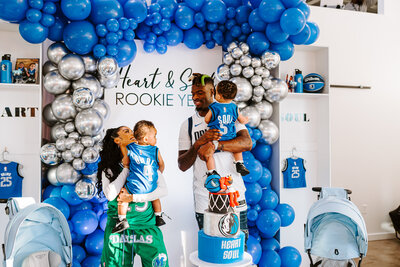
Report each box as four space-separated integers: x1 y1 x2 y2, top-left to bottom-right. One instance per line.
117 188 132 202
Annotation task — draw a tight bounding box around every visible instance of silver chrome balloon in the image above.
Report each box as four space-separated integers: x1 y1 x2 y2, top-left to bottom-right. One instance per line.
75 108 103 136
264 78 288 102
97 56 118 77
250 75 262 86
75 178 97 200
253 86 265 97
251 57 262 68
42 60 58 77
98 71 120 88
230 64 242 77
92 130 105 143
81 54 97 74
56 137 67 152
68 131 80 140
51 94 77 121
236 101 248 110
223 52 234 66
252 95 263 103
40 143 60 165
230 77 253 102
82 147 99 163
239 55 251 67
81 136 95 147
47 42 69 65
58 54 85 81
72 158 86 171
261 68 270 78
47 166 60 186
93 142 103 152
262 78 273 90
70 143 84 158
254 67 265 76
216 64 231 81
227 42 238 53
231 47 243 59
242 66 254 79
51 124 67 141
43 71 71 95
72 88 95 109
258 120 279 144
72 74 103 99
261 51 281 70
255 100 273 119
92 99 110 120
241 106 261 128
62 150 74 162
239 42 250 54
64 122 75 133
43 103 58 126
56 163 81 184
64 137 76 150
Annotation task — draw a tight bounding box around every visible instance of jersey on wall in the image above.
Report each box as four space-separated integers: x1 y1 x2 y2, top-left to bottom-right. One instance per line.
0 162 23 202
282 157 306 189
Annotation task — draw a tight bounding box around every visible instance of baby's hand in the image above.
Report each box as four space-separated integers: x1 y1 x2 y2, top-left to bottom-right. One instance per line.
242 116 249 124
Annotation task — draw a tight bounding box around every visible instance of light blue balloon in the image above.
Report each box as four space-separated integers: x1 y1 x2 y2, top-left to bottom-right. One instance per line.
61 0 92 21
280 8 306 35
201 0 226 23
258 0 285 23
183 27 204 49
0 0 29 22
116 40 137 67
19 20 48 44
266 22 289 44
270 39 294 61
63 20 98 55
175 6 195 30
90 0 123 25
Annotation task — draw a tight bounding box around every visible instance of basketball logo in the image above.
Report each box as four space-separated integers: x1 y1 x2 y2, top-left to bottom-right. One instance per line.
218 212 239 237
152 253 167 267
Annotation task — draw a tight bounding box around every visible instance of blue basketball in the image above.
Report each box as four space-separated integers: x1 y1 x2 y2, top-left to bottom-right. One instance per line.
204 174 221 192
303 73 325 92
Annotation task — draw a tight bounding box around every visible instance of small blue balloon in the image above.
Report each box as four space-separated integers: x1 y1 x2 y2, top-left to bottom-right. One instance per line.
43 185 62 199
73 245 86 263
48 17 65 41
156 36 167 47
160 6 173 18
259 250 281 267
270 39 294 61
129 18 138 29
212 29 223 44
26 8 42 23
247 208 258 221
106 44 118 56
119 17 129 30
106 32 119 44
151 12 162 24
247 236 262 264
247 32 269 56
252 128 262 141
275 203 295 227
225 19 236 30
204 31 211 41
146 32 157 44
244 182 263 205
194 12 205 25
116 40 137 67
266 22 289 44
258 167 272 188
304 22 319 45
278 246 301 267
185 0 204 11
205 40 215 49
156 45 168 54
90 0 123 25
175 6 195 30
241 22 251 35
280 8 306 35
71 210 98 235
124 28 135 40
85 229 104 255
243 159 263 183
96 24 108 37
29 0 43 9
223 0 241 8
63 20 98 55
124 0 148 23
136 23 151 39
71 231 85 244
230 25 241 38
258 0 285 23
61 0 92 21
201 0 226 23
19 20 48 44
117 29 124 39
296 0 310 19
61 185 83 206
238 34 247 42
40 13 55 27
143 41 156 53
152 25 162 35
106 18 120 32
159 18 171 31
43 197 70 219
81 256 101 267
249 0 261 8
93 44 107 58
150 3 161 12
69 201 93 216
99 212 107 231
163 23 183 46
226 6 235 18
43 2 56 14
183 27 204 49
256 209 281 238
73 261 81 267
0 0 29 22
235 5 251 24
259 189 279 210
261 238 280 251
252 143 272 162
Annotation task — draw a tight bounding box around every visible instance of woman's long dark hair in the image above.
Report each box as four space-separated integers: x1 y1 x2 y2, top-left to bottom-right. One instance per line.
96 127 124 194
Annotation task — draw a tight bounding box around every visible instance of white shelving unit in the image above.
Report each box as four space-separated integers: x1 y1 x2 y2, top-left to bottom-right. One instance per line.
270 45 331 266
0 21 42 243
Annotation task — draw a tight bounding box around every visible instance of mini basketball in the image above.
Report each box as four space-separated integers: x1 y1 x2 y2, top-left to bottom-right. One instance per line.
303 73 325 93
204 175 221 193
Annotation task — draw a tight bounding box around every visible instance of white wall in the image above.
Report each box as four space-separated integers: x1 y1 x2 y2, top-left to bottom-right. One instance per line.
309 0 400 239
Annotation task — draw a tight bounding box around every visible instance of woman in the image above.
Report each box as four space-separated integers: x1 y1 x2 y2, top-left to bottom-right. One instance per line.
97 126 169 267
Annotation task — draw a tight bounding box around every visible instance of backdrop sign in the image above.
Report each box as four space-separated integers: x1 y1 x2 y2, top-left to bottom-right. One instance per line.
105 42 222 267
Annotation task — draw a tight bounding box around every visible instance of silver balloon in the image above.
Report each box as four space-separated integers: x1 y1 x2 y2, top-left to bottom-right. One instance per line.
72 87 95 109
43 103 58 126
255 100 273 120
72 158 86 171
68 131 80 140
75 108 103 136
242 66 254 79
47 166 60 186
51 124 67 141
231 47 243 59
64 122 75 133
93 142 103 152
97 56 118 77
230 64 242 77
40 143 60 165
236 101 248 110
81 136 95 147
82 147 99 163
234 60 240 64
261 51 281 70
255 67 266 76
81 54 97 74
239 55 251 67
51 94 77 121
261 68 270 78
47 43 69 65
262 78 273 90
231 77 253 102
227 42 238 53
43 71 71 95
75 178 97 200
42 60 57 77
264 78 288 102
92 99 110 120
98 71 120 88
70 143 84 158
62 150 74 162
223 52 234 65
216 64 231 81
72 74 103 99
56 163 81 184
239 42 250 54
253 86 265 97
251 57 262 68
58 54 85 81
64 137 76 150
250 75 262 86
56 137 67 151
258 120 279 144
252 95 263 103
241 106 261 128
92 130 105 143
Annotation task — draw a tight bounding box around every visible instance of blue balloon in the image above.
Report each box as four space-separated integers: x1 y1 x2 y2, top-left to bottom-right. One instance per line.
43 197 70 219
175 6 195 30
241 22 251 35
48 17 65 41
247 236 262 264
256 209 281 238
163 23 183 46
68 220 74 232
63 20 98 55
73 245 86 263
186 0 204 11
258 0 285 23
280 8 306 35
235 5 251 24
230 25 241 38
246 32 269 56
261 238 280 251
259 250 281 267
253 203 261 212
99 212 107 231
248 220 256 227
96 24 108 37
106 32 119 44
71 231 86 244
149 2 161 12
61 0 91 21
275 203 295 227
69 201 93 216
107 43 118 54
195 13 205 25
81 256 101 267
158 0 178 13
304 22 319 45
226 6 235 18
281 0 301 8
247 208 258 221
278 246 301 267
296 0 310 19
244 182 262 205
29 0 43 9
123 29 135 40
43 185 62 199
40 14 55 27
259 189 279 210
183 27 204 49
156 44 168 54
252 128 262 141
266 22 289 44
159 18 171 31
106 18 120 32
26 8 42 23
270 39 294 61
0 0 29 22
19 20 48 44
160 6 173 19
119 17 129 30
222 0 241 8
71 210 98 235
249 226 260 238
116 40 137 67
243 159 262 183
92 204 104 219
61 184 83 206
124 0 147 23
93 44 107 58
289 23 310 44
43 2 56 14
258 167 272 188
252 143 272 162
249 0 261 8
85 229 104 255
129 18 138 29
90 0 123 25
136 23 151 39
212 29 223 44
202 0 226 23
156 36 167 47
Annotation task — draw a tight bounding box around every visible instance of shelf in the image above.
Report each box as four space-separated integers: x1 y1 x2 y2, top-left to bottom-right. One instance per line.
285 92 329 99
0 83 41 89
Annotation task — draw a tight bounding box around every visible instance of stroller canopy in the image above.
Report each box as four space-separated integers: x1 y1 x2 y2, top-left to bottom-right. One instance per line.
304 188 368 261
3 203 72 267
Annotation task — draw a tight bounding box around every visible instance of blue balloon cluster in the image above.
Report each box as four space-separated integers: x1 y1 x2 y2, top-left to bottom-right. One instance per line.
243 131 300 266
43 184 107 266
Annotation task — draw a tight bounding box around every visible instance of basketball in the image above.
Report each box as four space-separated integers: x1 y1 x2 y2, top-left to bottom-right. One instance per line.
303 73 325 93
204 175 221 193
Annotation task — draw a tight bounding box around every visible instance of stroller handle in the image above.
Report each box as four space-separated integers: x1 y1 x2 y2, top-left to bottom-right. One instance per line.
312 187 352 195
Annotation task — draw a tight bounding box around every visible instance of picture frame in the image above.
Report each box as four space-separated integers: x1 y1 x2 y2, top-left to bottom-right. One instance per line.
13 58 40 84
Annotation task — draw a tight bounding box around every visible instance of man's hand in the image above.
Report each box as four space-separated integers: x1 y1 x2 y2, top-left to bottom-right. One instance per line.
196 129 221 147
198 141 215 161
117 188 132 202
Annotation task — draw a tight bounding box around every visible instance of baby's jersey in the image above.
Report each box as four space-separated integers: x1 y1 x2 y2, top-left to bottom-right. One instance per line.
207 102 238 141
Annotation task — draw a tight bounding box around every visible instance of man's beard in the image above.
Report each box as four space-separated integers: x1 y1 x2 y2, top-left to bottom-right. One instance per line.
196 106 209 113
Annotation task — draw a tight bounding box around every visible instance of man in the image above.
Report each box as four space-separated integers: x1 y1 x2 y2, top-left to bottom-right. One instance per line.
178 73 252 237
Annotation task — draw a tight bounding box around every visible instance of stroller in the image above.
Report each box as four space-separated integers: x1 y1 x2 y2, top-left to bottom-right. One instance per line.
2 197 72 267
304 187 368 267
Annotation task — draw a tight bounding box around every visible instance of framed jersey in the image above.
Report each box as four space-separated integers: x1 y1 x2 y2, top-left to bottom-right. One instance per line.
0 161 23 203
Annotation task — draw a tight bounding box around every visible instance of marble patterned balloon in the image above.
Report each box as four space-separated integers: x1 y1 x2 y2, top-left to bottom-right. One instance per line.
241 106 261 128
75 178 97 200
75 108 104 136
72 74 103 99
72 88 95 109
261 51 281 70
255 100 273 120
72 158 86 171
56 163 81 184
97 56 118 77
47 42 69 65
258 120 279 144
51 94 77 121
43 71 71 95
58 54 85 81
231 77 253 102
40 143 60 165
264 78 288 102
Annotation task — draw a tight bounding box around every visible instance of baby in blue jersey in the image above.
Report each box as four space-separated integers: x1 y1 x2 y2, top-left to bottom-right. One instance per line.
113 120 166 233
204 80 250 179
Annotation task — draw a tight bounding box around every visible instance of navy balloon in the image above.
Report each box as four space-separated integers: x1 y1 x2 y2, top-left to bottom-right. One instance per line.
256 209 281 238
186 0 204 11
163 24 184 46
304 22 319 45
279 246 302 267
0 0 29 22
249 0 261 8
19 20 48 44
259 189 279 210
296 0 310 19
270 39 294 61
281 0 302 8
247 236 262 264
175 6 195 30
280 8 306 35
124 0 148 23
44 197 70 219
201 0 227 23
90 0 123 25
275 203 295 227
116 40 137 67
259 250 281 267
247 32 269 56
61 0 92 21
183 27 204 49
244 182 262 205
289 23 311 44
85 229 104 255
248 9 267 32
258 0 285 23
261 238 280 251
72 245 86 263
252 143 272 162
63 20 98 55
